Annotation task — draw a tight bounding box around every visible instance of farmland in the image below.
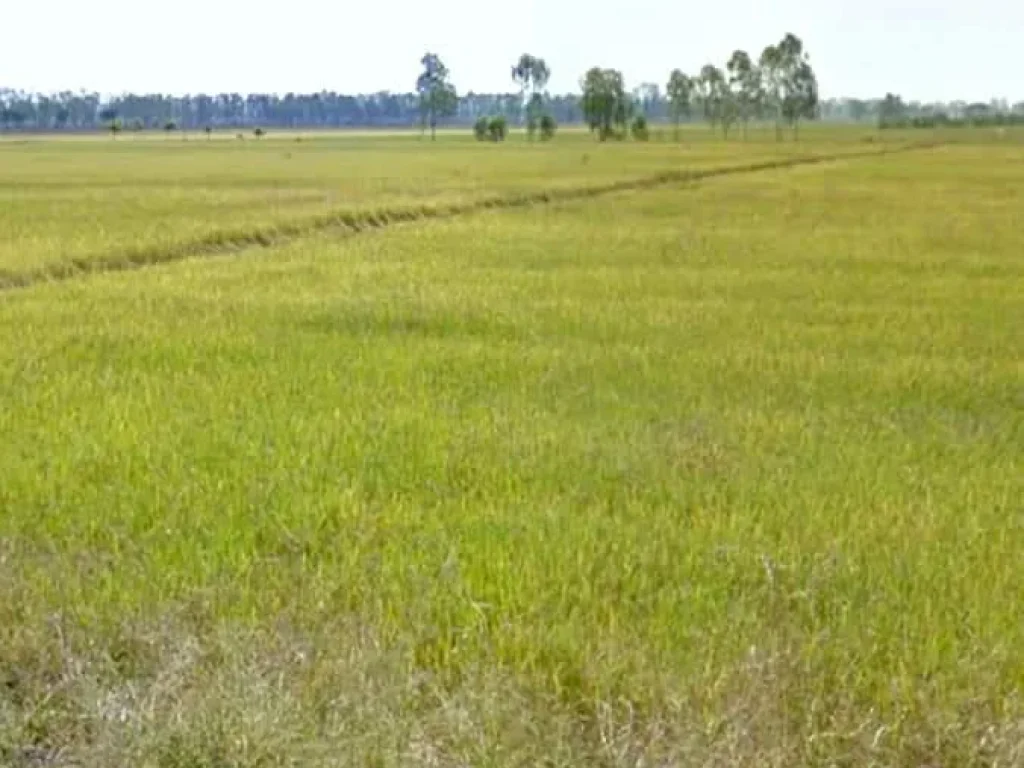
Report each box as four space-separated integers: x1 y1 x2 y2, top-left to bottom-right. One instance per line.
1 128 1023 766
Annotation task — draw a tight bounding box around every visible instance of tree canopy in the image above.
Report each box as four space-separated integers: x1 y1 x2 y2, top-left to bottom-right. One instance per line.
512 53 551 137
666 70 694 138
416 53 458 139
580 67 629 140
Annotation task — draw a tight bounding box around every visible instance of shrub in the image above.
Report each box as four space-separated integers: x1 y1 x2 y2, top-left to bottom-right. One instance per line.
539 114 557 140
473 116 489 141
487 116 508 142
631 114 649 141
526 115 539 140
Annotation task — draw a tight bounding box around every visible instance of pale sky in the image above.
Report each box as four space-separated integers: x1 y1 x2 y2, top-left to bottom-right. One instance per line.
4 0 1021 102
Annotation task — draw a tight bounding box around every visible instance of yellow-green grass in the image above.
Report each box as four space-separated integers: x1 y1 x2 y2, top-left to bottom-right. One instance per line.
0 127 930 282
1 142 1023 766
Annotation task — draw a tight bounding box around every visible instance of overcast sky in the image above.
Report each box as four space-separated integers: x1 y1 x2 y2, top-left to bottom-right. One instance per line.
4 0 1020 102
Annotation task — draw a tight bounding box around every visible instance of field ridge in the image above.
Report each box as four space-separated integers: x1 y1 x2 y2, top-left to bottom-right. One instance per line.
0 140 941 292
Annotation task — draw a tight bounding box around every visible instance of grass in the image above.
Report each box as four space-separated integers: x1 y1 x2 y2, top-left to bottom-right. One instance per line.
0 126 934 280
1 130 1023 766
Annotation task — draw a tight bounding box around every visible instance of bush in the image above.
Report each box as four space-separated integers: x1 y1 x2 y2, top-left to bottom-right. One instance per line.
487 116 507 142
631 115 649 141
473 116 490 141
539 114 557 140
471 115 509 143
526 115 538 139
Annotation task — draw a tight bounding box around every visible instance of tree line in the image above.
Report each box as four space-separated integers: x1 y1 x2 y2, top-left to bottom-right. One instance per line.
2 35 1021 135
413 34 820 142
875 93 1024 129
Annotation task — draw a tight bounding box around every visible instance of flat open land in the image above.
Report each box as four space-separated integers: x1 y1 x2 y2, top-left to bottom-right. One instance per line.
1 128 1022 766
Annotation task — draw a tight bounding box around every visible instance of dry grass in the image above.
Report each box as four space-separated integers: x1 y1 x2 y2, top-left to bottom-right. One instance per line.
3 612 1022 767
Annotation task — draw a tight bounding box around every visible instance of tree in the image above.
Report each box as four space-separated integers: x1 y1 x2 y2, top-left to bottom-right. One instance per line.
163 120 177 137
666 70 693 140
99 107 119 137
204 125 213 140
761 33 818 140
782 58 818 138
580 67 629 140
488 116 508 142
879 92 906 127
847 98 870 123
633 83 661 115
474 115 489 141
129 118 144 137
759 44 785 139
727 50 762 138
416 53 458 141
474 115 509 142
539 114 556 140
696 64 727 132
631 114 649 141
6 110 27 131
512 54 551 138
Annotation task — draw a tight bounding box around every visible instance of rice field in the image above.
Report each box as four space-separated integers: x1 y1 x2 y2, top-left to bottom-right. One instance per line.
1 128 1022 767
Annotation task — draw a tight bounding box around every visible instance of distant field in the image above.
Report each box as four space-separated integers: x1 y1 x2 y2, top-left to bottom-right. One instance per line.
0 125 941 281
1 131 1022 766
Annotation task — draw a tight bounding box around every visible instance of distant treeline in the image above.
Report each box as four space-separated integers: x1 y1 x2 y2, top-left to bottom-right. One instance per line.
876 92 1024 130
0 90 568 131
880 114 1024 129
1 87 1021 133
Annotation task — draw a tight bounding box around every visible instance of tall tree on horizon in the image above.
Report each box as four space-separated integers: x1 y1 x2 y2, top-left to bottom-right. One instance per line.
416 53 458 140
696 64 728 133
727 50 761 138
761 33 818 139
666 69 693 140
580 67 629 140
512 54 551 138
633 82 662 122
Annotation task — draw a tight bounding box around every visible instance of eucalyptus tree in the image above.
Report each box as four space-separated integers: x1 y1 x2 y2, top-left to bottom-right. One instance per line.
727 50 762 138
417 53 458 140
580 67 629 140
760 33 818 139
512 54 551 137
666 69 693 139
697 64 728 132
